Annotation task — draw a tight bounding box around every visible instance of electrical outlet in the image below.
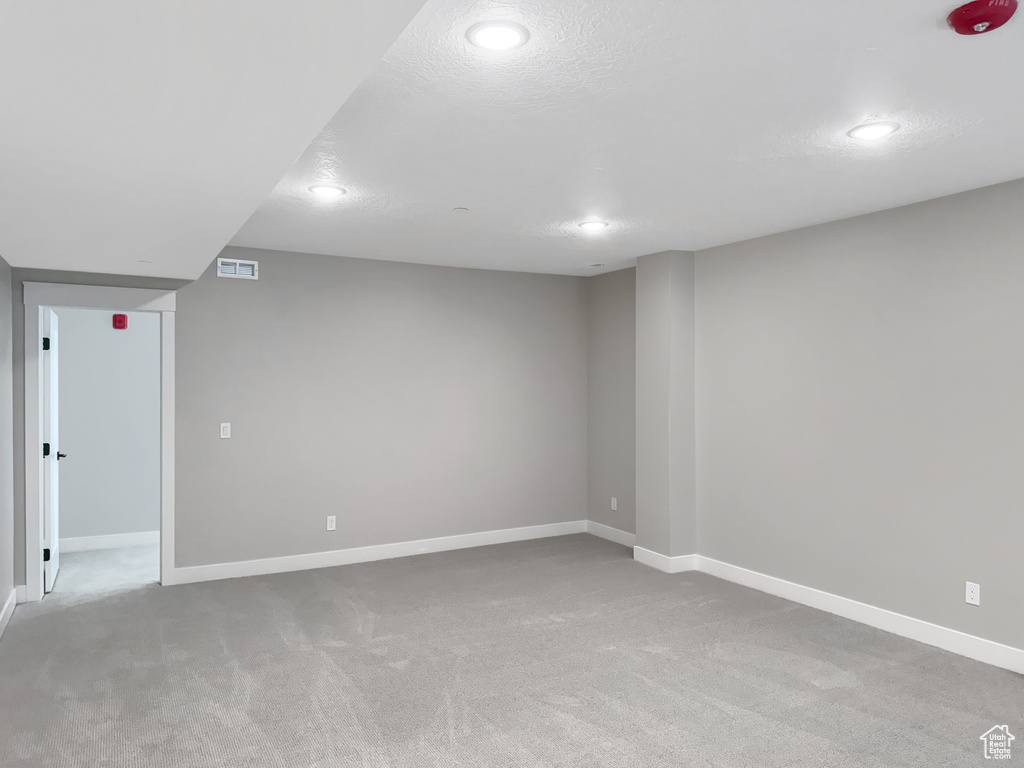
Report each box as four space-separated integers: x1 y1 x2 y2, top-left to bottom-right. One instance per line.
611 497 618 511
219 422 231 439
966 581 980 606
326 515 337 532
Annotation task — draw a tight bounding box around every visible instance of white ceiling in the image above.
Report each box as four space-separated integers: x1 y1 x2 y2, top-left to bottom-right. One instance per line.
232 0 1024 276
0 0 426 279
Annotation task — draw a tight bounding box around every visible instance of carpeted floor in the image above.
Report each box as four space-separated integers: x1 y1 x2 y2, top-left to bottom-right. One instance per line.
0 535 1020 767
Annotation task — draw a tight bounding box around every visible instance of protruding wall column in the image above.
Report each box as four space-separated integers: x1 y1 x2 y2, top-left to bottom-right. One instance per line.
634 251 697 572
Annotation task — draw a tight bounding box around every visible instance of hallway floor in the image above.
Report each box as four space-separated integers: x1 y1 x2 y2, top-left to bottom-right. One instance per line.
52 543 159 598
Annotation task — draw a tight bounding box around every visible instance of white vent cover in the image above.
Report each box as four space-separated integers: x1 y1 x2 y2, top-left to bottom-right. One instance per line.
217 257 258 280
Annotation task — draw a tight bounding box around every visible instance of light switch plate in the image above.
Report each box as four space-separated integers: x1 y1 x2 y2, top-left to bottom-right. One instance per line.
220 423 231 439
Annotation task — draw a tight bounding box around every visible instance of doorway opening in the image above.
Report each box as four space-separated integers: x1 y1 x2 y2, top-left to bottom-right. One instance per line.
46 308 162 595
23 283 176 602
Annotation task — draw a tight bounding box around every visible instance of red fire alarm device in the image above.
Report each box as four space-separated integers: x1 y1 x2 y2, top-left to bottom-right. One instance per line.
113 314 128 330
948 0 1017 34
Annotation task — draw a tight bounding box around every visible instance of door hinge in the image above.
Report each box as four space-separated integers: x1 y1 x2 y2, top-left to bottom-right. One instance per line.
43 548 50 562
43 442 50 457
42 337 50 350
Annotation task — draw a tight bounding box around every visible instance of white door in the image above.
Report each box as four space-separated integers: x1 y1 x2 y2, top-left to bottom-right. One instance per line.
42 309 61 593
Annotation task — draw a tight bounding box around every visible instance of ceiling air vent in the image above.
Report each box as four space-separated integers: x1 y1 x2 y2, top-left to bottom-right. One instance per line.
217 257 258 280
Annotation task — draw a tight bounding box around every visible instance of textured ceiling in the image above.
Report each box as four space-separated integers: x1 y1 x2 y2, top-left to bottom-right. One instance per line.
232 0 1024 275
0 0 426 279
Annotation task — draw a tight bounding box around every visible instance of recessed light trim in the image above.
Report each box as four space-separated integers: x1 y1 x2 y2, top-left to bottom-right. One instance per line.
309 184 346 199
578 220 609 232
467 21 529 50
847 121 900 141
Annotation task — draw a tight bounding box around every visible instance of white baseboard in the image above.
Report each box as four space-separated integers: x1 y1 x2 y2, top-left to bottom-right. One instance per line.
633 546 699 574
163 520 589 587
694 555 1024 676
15 585 27 604
61 531 160 552
0 589 16 641
586 521 636 548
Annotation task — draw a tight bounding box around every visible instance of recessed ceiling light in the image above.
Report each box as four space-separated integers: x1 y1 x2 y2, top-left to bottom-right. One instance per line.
467 21 529 50
309 184 346 199
578 220 609 232
847 121 900 141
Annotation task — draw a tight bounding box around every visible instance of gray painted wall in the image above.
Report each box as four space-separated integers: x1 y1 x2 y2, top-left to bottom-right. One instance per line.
5 178 1021 657
55 308 161 539
636 252 696 557
0 256 13 606
174 247 588 568
11 270 187 586
586 268 636 533
696 178 1024 649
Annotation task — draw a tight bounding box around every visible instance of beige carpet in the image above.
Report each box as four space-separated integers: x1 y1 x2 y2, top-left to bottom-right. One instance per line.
0 535 1020 767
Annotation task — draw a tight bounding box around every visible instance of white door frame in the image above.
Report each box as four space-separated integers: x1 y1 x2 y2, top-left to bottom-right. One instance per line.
23 283 176 602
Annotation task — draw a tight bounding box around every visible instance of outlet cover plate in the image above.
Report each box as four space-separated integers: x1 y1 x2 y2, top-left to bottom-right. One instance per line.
966 581 980 606
326 515 337 532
